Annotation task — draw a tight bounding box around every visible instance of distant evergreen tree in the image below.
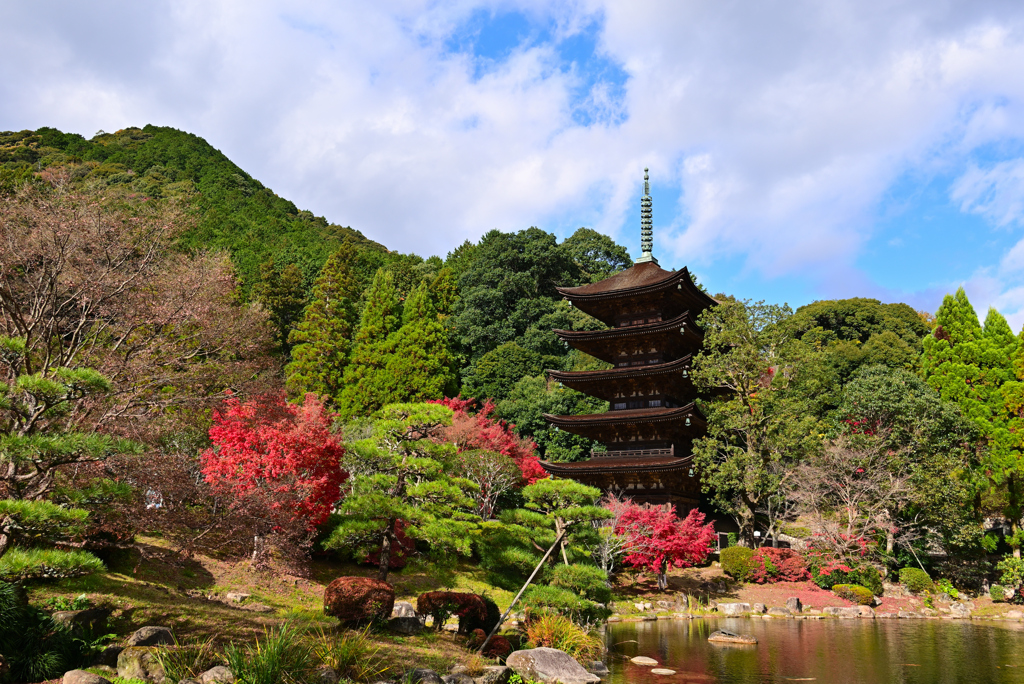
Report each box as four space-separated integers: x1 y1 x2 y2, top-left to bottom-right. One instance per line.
429 267 459 318
337 269 402 418
254 261 307 350
285 244 359 403
463 342 546 402
382 282 455 402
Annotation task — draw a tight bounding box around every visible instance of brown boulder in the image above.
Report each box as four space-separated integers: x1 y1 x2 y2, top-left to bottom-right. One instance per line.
324 577 395 625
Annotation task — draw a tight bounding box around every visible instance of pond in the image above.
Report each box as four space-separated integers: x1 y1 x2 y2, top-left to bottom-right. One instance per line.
603 616 1024 684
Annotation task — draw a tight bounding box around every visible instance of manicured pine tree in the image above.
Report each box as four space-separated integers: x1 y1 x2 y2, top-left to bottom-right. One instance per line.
383 282 455 403
285 245 359 403
337 268 402 418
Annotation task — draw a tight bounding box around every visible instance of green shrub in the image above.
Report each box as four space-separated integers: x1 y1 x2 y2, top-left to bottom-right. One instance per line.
720 546 754 580
990 584 1006 603
996 556 1024 589
0 581 90 683
224 623 314 684
521 585 608 625
858 566 884 596
0 547 104 581
935 578 959 600
549 564 612 604
833 584 874 606
899 567 934 594
525 613 603 661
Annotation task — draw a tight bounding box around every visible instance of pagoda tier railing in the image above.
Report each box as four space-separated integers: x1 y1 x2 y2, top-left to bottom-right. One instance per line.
590 445 675 459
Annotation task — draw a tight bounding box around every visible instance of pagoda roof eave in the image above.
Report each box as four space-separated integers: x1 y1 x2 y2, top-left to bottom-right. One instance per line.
556 264 717 309
554 312 702 343
543 403 706 429
547 355 693 383
541 455 695 475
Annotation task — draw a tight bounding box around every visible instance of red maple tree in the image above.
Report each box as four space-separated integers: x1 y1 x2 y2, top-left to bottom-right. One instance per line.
201 393 346 535
615 500 717 589
429 396 546 483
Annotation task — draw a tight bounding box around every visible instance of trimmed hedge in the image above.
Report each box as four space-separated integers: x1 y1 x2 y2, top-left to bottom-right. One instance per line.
990 584 1006 603
833 584 874 606
858 566 884 596
899 567 934 594
720 546 754 580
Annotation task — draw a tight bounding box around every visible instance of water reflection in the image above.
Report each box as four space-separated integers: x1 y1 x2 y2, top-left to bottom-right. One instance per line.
604 617 1024 684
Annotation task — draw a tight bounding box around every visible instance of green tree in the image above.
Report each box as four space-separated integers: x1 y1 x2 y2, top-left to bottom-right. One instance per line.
254 261 307 349
383 282 456 402
562 227 632 283
691 298 821 545
324 403 478 581
285 245 359 402
337 269 403 418
463 343 546 402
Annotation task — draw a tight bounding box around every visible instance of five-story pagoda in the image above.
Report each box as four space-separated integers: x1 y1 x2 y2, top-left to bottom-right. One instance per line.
540 170 716 510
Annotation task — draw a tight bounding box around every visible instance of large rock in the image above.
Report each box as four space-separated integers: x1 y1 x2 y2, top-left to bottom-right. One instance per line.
389 616 423 635
324 577 395 625
474 666 513 684
392 601 417 618
786 597 803 614
443 675 475 684
766 607 790 617
751 603 766 614
506 648 601 684
63 670 111 684
127 626 175 647
91 646 123 668
717 603 750 616
948 603 971 619
406 670 444 684
118 647 167 683
824 606 873 619
200 666 235 684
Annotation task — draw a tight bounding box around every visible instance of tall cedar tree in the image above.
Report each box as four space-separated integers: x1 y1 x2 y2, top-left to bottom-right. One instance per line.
337 269 403 418
325 403 478 581
382 282 456 403
286 245 359 403
922 288 1024 553
255 262 307 350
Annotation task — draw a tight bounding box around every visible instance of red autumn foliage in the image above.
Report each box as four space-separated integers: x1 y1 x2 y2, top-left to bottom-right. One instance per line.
324 576 395 625
201 392 346 529
469 629 513 658
615 501 717 576
416 591 488 634
745 547 811 583
430 396 545 483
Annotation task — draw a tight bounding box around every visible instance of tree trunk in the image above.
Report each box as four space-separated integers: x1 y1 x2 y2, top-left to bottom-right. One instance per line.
378 520 396 582
0 526 11 560
555 519 569 565
736 507 756 547
885 530 895 555
657 573 668 591
250 534 268 568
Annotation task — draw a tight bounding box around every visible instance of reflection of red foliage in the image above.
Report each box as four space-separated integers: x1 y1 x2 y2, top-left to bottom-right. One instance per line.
614 502 717 575
324 576 395 624
745 547 811 583
430 396 544 483
201 393 346 529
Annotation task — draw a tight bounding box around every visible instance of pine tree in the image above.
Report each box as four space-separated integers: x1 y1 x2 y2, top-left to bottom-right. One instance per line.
254 261 307 350
337 268 402 418
383 282 455 402
285 245 359 403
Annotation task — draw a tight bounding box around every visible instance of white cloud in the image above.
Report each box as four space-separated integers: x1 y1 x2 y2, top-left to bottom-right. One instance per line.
4 0 1024 309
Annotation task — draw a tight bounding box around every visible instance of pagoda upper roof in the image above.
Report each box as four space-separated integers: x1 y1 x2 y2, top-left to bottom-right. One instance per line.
547 355 696 403
554 312 703 364
557 262 717 326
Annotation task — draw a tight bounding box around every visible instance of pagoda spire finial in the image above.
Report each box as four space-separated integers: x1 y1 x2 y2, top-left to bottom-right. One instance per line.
636 167 658 265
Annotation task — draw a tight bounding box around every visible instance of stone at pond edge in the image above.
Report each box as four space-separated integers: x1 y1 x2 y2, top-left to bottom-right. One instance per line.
630 656 658 666
63 670 111 684
948 603 971 619
1006 610 1024 620
587 661 609 676
708 630 757 645
767 607 790 617
324 577 395 625
443 675 475 684
717 602 750 616
786 597 803 613
506 648 601 684
127 626 175 647
650 669 676 676
473 666 512 684
117 647 166 683
200 666 235 684
752 603 766 614
407 669 443 684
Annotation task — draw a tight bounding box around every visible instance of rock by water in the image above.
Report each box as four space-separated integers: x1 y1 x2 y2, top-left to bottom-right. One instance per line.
506 648 600 684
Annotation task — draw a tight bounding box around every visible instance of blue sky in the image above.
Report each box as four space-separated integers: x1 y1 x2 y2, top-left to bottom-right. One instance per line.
3 1 1024 326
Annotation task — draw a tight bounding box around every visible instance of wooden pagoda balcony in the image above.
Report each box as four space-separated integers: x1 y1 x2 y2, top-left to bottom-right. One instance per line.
591 445 675 459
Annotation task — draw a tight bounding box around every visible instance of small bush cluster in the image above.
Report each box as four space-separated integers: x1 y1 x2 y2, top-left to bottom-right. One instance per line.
521 585 608 625
833 584 874 605
549 564 612 604
990 584 1006 603
416 592 489 634
720 546 754 579
899 567 934 594
525 613 603 662
745 548 810 583
0 581 91 682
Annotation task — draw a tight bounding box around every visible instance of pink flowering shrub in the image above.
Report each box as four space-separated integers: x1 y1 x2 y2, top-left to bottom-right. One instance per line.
745 547 810 583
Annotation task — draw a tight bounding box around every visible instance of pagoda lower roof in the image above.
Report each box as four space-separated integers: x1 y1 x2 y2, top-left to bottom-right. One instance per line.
541 454 694 476
556 263 717 326
547 356 695 402
554 312 703 364
543 404 706 442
